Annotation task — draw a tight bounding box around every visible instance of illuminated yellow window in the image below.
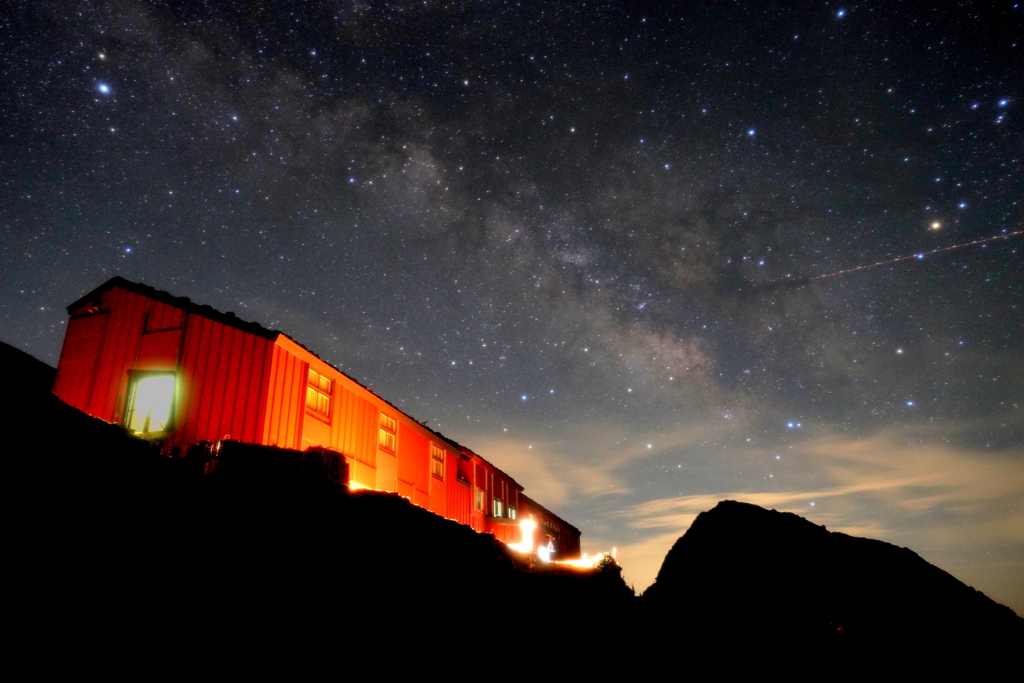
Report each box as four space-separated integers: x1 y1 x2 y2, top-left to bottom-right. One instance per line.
306 368 332 419
430 444 445 479
474 487 484 511
379 413 397 452
125 373 175 437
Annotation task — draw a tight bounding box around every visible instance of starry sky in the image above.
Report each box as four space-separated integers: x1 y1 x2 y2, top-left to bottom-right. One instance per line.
3 2 1022 612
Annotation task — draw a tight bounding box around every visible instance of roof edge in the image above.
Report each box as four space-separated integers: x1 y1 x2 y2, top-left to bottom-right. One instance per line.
67 276 280 341
520 493 581 534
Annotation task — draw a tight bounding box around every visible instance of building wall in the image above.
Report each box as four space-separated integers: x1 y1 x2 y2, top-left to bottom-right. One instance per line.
177 312 272 446
53 279 582 559
521 494 581 561
53 286 274 447
268 335 465 525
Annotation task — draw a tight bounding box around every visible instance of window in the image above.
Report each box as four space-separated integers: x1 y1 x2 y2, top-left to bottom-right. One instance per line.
379 413 397 452
492 498 504 518
430 444 445 479
474 487 485 511
306 368 332 419
507 506 517 520
125 372 175 437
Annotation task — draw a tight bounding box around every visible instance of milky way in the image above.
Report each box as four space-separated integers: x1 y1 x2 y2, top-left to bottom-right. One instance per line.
2 2 1021 611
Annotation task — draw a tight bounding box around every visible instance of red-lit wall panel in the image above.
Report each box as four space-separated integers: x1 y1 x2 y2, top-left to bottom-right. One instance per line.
53 286 274 449
262 344 306 449
331 380 378 468
176 316 273 446
447 477 472 526
53 311 109 414
398 424 430 507
60 287 174 424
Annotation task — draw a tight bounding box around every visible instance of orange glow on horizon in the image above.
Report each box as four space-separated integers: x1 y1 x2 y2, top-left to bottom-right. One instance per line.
554 548 617 569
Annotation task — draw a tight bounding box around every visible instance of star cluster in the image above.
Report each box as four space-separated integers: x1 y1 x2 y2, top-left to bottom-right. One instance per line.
2 1 1021 611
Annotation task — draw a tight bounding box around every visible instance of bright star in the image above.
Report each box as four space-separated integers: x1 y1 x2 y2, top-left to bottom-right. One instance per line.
837 9 845 18
747 129 755 136
97 83 110 94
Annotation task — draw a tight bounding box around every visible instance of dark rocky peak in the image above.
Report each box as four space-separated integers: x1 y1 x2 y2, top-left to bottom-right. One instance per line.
641 500 1021 660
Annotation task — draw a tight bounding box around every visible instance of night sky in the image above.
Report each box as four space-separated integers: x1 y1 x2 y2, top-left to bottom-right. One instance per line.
3 2 1022 612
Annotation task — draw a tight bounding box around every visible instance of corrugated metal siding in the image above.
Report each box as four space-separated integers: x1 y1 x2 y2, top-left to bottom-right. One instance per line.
447 477 472 526
333 382 377 467
263 344 305 449
53 311 109 414
398 424 429 508
177 316 273 446
53 286 274 448
485 521 518 545
144 301 184 332
137 328 181 370
72 287 174 424
267 341 382 481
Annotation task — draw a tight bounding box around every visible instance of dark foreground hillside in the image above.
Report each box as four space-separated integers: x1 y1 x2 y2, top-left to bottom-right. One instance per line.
5 342 633 668
6 341 1020 671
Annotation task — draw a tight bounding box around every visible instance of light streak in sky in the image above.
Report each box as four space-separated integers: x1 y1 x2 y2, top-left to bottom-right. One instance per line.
811 230 1023 281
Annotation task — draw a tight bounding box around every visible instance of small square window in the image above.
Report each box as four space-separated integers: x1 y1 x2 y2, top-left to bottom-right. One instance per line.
306 368 332 419
430 444 445 479
379 413 397 452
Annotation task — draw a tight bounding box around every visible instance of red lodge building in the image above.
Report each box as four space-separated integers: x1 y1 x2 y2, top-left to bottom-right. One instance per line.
53 277 581 559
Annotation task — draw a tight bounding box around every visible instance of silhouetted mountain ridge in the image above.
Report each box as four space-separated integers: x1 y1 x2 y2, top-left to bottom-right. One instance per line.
642 499 1022 658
